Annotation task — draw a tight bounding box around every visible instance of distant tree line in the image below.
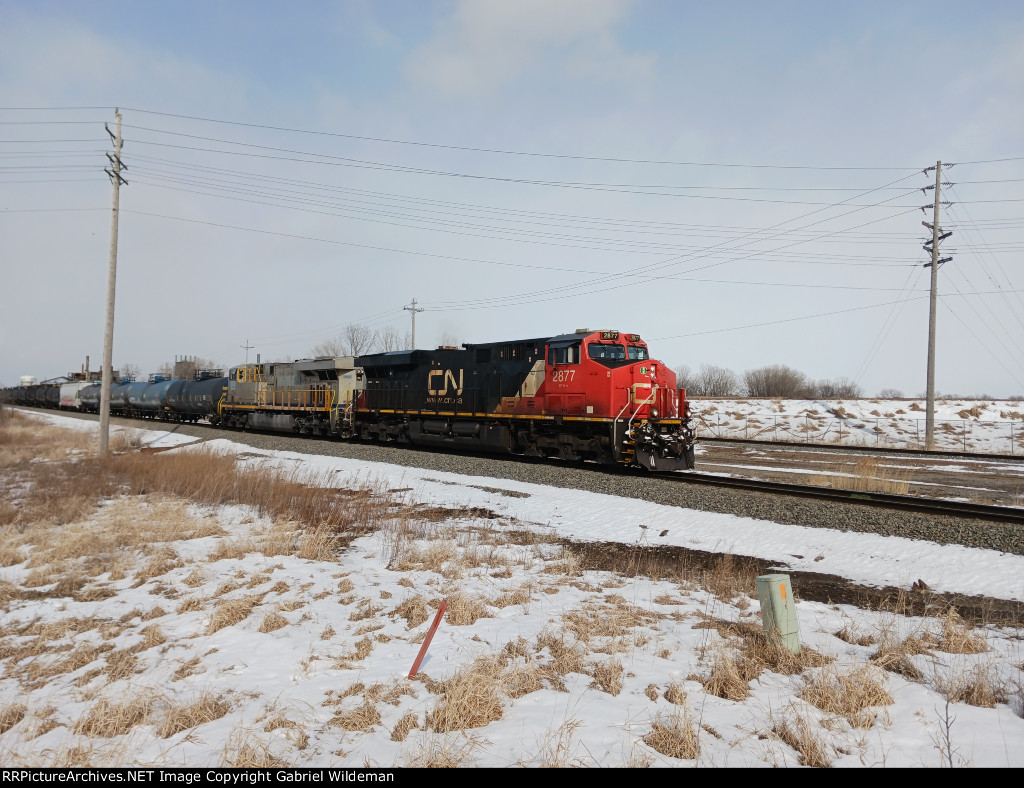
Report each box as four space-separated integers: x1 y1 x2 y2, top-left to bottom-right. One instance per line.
311 324 412 357
674 363 864 398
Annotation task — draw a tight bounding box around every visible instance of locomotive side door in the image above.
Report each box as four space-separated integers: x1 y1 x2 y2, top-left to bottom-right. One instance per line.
545 341 583 415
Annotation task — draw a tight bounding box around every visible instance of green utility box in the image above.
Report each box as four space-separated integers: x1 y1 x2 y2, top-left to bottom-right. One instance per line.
756 574 801 654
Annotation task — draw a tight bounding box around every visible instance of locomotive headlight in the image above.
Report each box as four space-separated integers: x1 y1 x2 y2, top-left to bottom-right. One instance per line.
649 406 659 420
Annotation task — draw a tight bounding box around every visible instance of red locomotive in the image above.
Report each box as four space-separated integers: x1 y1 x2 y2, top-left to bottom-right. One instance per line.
355 328 696 470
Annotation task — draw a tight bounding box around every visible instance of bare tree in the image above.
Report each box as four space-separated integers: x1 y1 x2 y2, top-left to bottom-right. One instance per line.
170 356 220 380
695 364 739 397
439 331 461 349
311 336 347 357
877 387 904 399
120 362 141 382
377 324 411 352
743 364 809 398
309 333 346 354
311 323 379 357
344 323 378 355
674 364 697 394
813 377 862 398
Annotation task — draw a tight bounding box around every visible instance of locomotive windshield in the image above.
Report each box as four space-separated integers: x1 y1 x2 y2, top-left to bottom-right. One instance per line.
587 341 649 368
588 343 626 361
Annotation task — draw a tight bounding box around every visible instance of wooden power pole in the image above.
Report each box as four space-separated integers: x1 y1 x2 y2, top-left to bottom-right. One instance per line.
99 110 126 454
923 161 953 450
404 298 424 349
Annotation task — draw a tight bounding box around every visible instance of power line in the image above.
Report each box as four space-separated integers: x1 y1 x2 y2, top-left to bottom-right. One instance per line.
120 107 922 170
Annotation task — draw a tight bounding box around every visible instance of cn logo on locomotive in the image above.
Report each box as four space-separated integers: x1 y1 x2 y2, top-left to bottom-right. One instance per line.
427 369 464 396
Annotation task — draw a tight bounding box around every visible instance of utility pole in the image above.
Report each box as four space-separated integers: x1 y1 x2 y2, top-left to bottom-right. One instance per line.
241 339 254 366
922 160 953 450
403 298 424 349
98 109 127 454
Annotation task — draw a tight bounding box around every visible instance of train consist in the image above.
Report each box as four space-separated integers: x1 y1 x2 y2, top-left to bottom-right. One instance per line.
2 329 696 470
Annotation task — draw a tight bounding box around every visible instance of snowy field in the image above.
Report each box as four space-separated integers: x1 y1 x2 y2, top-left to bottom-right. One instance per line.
0 410 1021 768
692 398 1024 454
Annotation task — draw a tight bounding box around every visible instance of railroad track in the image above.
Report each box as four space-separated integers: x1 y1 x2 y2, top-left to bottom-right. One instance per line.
16 405 1024 526
699 435 1024 463
648 469 1024 525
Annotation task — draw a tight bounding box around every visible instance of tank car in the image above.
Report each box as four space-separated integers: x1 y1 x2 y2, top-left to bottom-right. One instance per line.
60 381 97 410
127 378 176 419
78 383 101 413
166 376 229 423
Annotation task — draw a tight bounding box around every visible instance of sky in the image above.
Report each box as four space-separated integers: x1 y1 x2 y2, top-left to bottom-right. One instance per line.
1 1 1023 396
0 409 1021 767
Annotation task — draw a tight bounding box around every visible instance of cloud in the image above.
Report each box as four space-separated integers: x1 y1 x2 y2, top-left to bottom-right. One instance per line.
404 0 652 98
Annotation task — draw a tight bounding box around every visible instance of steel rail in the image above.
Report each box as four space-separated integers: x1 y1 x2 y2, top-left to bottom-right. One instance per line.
699 436 1024 463
648 469 1024 525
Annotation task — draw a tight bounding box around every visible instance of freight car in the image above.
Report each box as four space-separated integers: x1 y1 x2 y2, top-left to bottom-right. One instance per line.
2 328 696 471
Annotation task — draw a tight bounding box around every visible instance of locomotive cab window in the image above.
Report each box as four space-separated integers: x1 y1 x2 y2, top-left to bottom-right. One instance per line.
627 345 649 361
547 343 580 365
588 343 626 361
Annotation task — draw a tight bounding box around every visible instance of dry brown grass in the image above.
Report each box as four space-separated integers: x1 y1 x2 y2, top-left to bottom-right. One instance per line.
426 656 505 732
103 649 139 682
870 634 933 680
799 665 893 727
0 702 26 735
329 700 382 732
492 585 532 608
74 693 155 738
563 597 657 645
502 662 545 699
172 656 203 681
159 692 232 738
834 623 876 647
444 591 491 626
643 709 700 760
223 730 288 768
348 598 383 622
392 596 431 628
664 683 687 705
392 539 460 575
131 624 166 652
402 734 477 767
700 646 757 701
937 609 989 654
936 664 1010 707
587 657 624 696
815 456 910 495
0 413 95 469
391 712 419 742
771 709 832 767
694 618 832 679
258 613 289 633
206 596 260 634
535 629 586 684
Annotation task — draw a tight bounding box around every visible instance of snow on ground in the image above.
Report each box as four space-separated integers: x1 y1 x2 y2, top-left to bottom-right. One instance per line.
0 412 1022 768
692 397 1024 454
